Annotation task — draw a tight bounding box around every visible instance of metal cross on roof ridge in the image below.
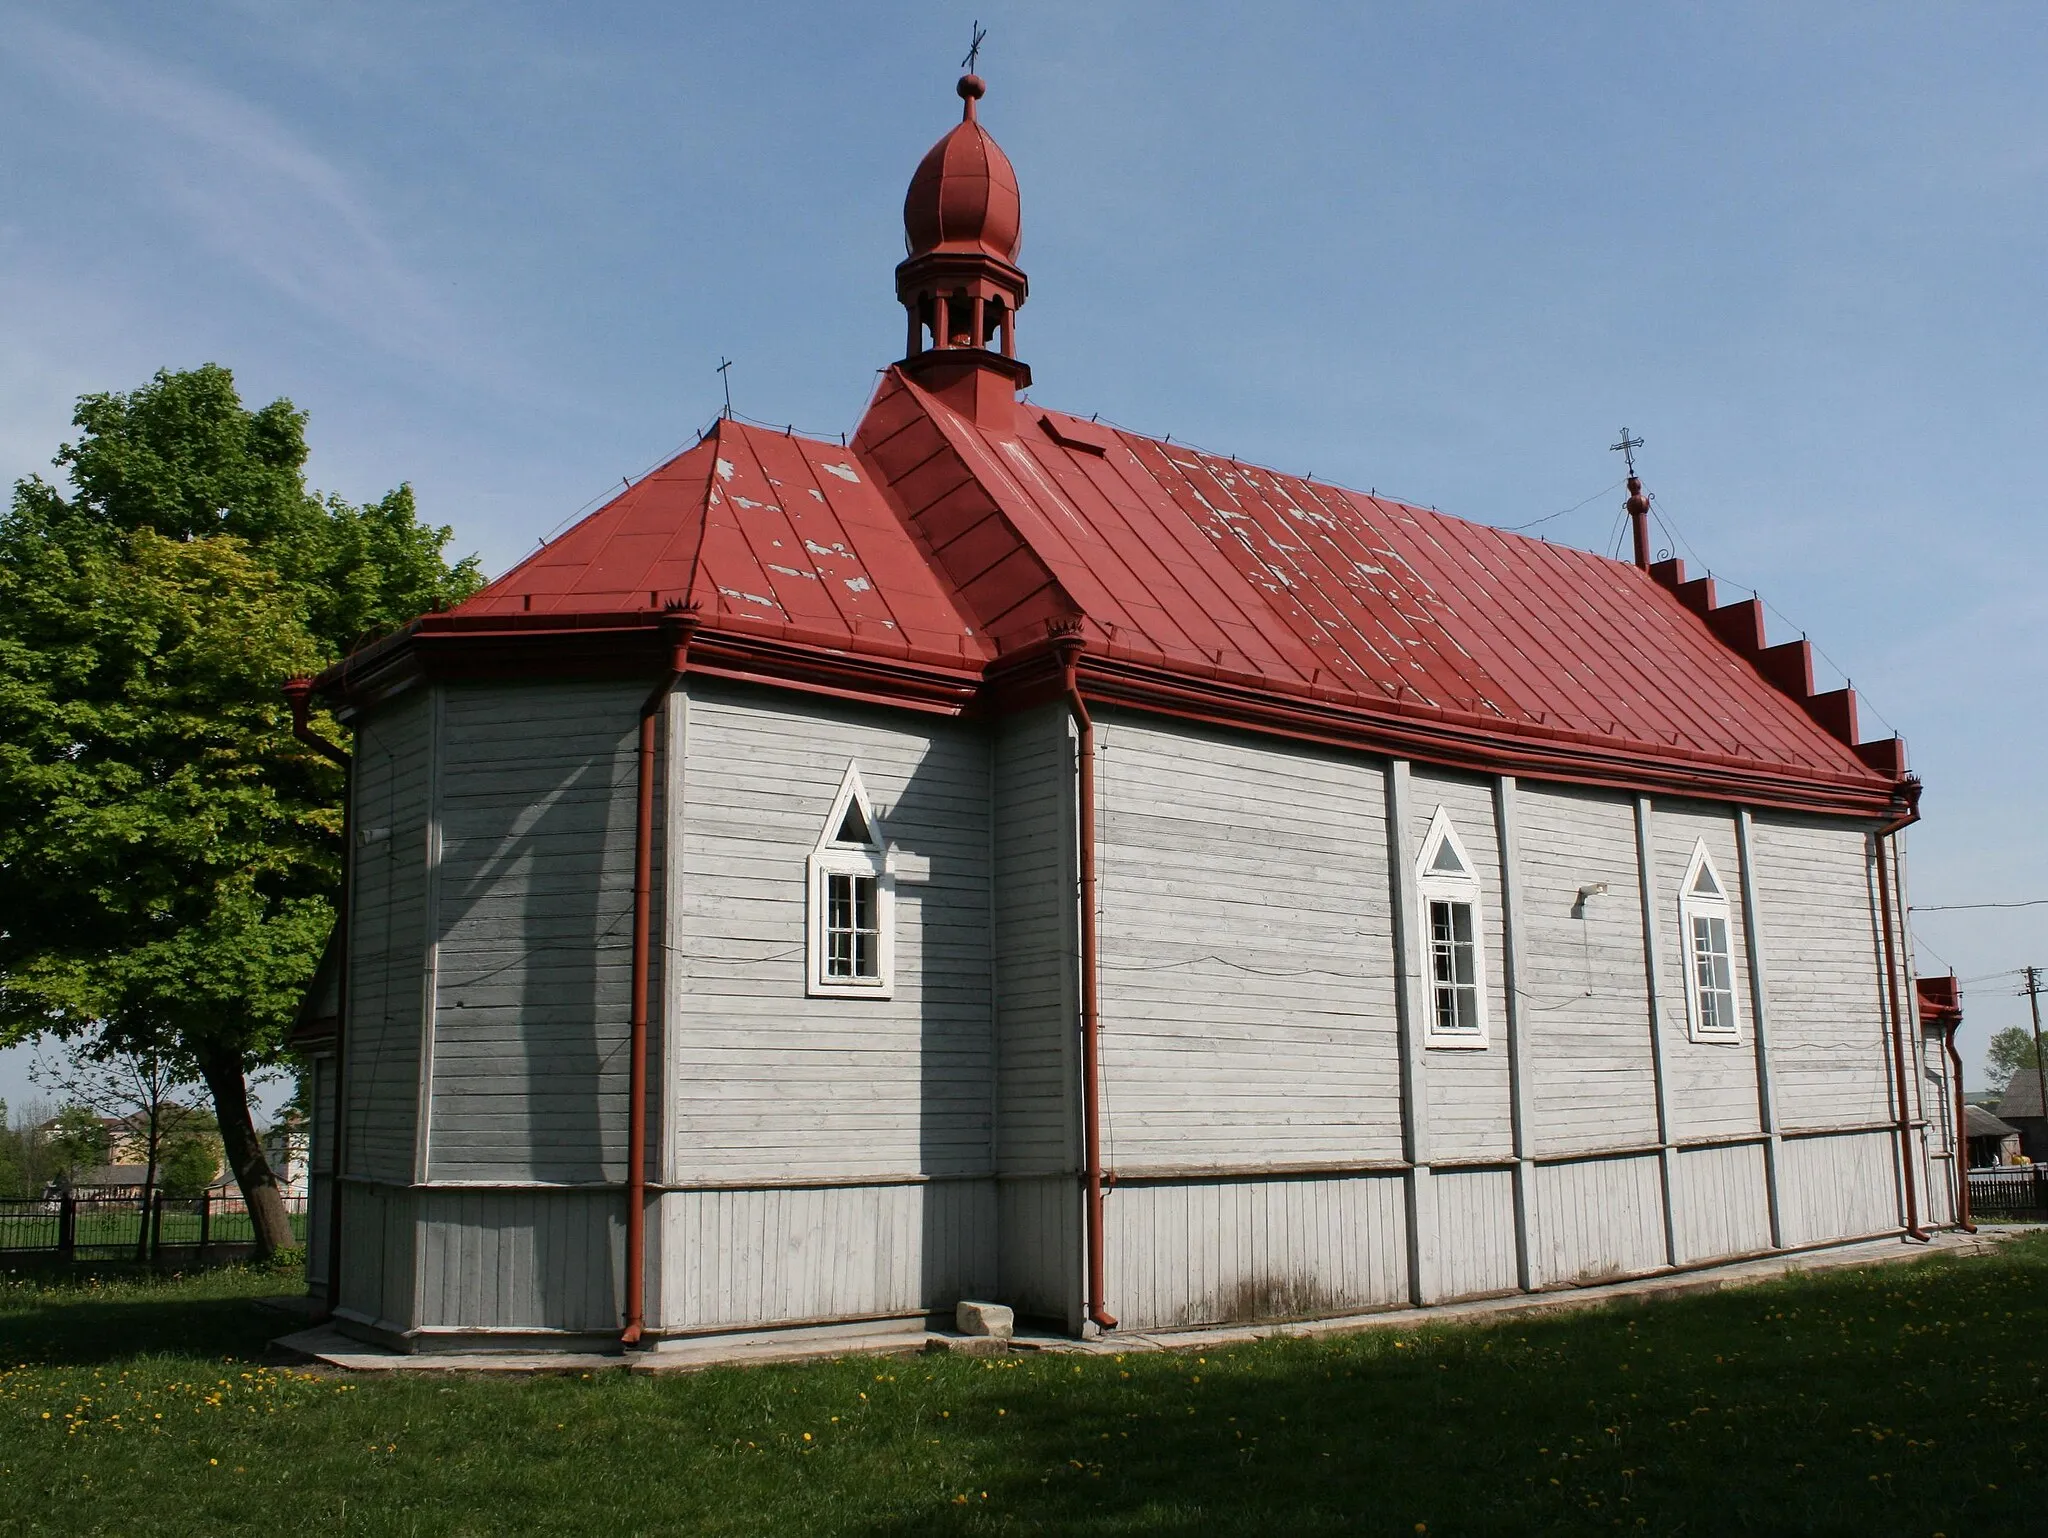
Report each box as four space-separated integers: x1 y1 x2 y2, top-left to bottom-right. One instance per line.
1610 428 1644 477
717 357 734 418
962 20 986 73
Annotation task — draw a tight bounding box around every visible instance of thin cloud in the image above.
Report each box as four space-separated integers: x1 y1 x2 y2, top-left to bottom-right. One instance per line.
3 15 485 380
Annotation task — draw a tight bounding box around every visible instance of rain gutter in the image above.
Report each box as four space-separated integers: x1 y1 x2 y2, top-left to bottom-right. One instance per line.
1052 624 1117 1335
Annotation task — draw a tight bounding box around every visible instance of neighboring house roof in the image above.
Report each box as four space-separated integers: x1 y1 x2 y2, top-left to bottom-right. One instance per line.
1966 1104 2019 1139
1997 1070 2048 1121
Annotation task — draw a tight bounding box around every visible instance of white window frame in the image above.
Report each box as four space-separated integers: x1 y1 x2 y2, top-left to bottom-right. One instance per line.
1416 805 1490 1049
1677 838 1741 1043
805 763 894 998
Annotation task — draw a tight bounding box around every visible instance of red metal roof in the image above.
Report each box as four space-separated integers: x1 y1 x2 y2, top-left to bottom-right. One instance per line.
450 418 990 670
409 370 1896 811
852 367 1892 794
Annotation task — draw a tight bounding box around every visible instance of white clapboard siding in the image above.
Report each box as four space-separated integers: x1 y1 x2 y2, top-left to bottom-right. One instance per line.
669 683 992 1183
1921 1034 1959 1227
1103 1173 1409 1330
1412 769 1514 1162
345 690 433 1183
1430 1167 1519 1299
1649 802 1766 1141
1530 1154 1667 1287
655 1180 997 1332
1779 1130 1900 1245
1671 1142 1773 1263
1094 715 1403 1167
994 705 1077 1177
413 1189 622 1334
429 680 648 1183
337 1184 418 1331
1746 815 1893 1130
998 1175 1080 1329
1515 787 1659 1155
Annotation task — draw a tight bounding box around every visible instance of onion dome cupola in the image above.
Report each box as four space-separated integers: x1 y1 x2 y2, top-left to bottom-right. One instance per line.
895 73 1031 424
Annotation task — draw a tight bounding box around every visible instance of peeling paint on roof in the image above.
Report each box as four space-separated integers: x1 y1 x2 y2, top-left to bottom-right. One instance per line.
818 461 861 483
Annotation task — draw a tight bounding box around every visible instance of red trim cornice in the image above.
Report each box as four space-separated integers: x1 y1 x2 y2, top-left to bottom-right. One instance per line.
315 614 1911 819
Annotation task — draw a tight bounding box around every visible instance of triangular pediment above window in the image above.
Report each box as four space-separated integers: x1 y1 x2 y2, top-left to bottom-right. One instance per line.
1417 805 1479 887
816 763 881 852
1682 839 1727 904
836 801 872 845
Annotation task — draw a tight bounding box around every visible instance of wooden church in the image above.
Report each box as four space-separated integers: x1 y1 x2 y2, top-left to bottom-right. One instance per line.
292 71 1962 1351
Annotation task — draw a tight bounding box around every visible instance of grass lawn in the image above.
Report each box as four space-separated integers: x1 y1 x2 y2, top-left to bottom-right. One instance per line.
3 1238 2045 1536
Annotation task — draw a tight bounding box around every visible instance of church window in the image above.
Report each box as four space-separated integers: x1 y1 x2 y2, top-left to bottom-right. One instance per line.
807 764 894 997
1678 840 1740 1042
1416 806 1489 1048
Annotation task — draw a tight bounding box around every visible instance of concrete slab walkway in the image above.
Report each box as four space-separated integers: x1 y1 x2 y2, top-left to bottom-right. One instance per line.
273 1226 2020 1375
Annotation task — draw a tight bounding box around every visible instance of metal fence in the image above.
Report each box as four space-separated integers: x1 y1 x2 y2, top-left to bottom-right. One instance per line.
0 1190 309 1261
1968 1167 2048 1223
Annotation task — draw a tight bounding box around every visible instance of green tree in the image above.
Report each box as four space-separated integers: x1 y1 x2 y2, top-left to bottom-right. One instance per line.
46 1106 112 1184
0 365 479 1253
1988 1026 2045 1088
159 1130 222 1200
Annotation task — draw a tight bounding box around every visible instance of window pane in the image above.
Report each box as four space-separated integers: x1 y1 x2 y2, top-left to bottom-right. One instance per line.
1430 899 1479 1032
1690 911 1736 1033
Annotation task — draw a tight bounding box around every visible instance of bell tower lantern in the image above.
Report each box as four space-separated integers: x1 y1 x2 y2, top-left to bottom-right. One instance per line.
895 73 1031 425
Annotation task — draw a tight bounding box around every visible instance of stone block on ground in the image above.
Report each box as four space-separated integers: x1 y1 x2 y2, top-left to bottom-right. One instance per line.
955 1300 1014 1339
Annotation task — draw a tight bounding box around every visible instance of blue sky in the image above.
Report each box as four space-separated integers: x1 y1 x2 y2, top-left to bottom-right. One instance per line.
2 2 2043 1112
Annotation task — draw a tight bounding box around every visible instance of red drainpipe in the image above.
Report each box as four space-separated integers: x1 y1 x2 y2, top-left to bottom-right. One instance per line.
623 610 697 1348
1942 1009 1975 1233
1052 625 1117 1334
284 677 352 1318
1874 807 1928 1242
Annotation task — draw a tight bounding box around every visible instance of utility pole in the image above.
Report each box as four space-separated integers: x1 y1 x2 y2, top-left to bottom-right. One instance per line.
2026 965 2047 1157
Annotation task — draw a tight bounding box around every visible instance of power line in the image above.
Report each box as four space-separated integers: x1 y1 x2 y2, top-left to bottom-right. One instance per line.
1912 898 2048 913
1501 478 1627 533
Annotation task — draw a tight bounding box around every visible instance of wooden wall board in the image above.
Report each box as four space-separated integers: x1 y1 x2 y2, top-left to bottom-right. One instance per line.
1746 815 1893 1131
655 1180 996 1332
414 1187 623 1334
1514 787 1660 1156
1093 715 1403 1168
1530 1153 1667 1287
344 691 433 1183
666 682 993 1184
1671 1141 1774 1263
428 680 647 1183
1101 1171 1409 1331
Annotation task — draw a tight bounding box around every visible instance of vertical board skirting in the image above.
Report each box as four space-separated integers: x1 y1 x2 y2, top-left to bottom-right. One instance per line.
1735 809 1786 1246
999 1175 1080 1326
1494 776 1535 1291
415 684 444 1183
656 1181 996 1332
1432 1167 1519 1300
414 1187 623 1334
1671 1142 1773 1262
1102 1173 1409 1330
1778 1129 1901 1246
1531 1154 1666 1287
337 1183 419 1332
1387 760 1435 1304
1633 797 1680 1267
